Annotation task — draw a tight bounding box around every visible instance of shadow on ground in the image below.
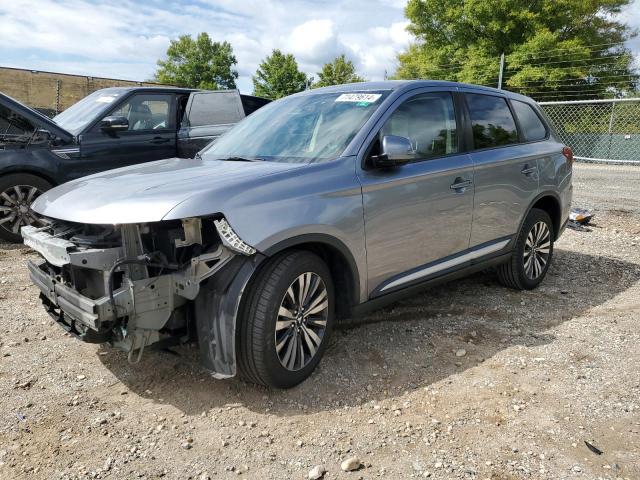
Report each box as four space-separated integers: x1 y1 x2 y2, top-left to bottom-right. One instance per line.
98 247 639 416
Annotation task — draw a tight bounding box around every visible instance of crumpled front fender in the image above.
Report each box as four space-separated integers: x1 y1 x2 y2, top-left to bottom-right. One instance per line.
194 253 266 378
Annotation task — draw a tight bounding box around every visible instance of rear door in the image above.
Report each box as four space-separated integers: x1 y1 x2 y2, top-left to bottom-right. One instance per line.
357 89 475 296
177 91 245 158
77 93 177 178
462 91 540 247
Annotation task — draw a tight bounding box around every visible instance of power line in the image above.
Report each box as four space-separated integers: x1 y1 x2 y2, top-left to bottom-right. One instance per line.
531 91 622 98
509 54 632 68
505 74 639 85
501 62 636 74
409 56 635 76
507 42 629 61
402 41 635 73
518 88 631 95
513 40 628 56
506 81 638 90
508 45 630 62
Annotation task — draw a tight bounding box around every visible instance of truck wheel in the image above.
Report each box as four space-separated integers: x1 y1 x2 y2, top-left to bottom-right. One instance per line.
497 208 554 290
0 174 52 243
237 250 335 388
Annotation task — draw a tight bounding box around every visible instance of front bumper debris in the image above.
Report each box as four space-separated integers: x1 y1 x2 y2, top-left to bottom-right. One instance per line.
27 258 180 332
28 258 121 329
22 217 258 372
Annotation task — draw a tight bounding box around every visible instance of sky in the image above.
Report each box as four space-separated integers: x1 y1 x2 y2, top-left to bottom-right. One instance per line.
0 0 638 94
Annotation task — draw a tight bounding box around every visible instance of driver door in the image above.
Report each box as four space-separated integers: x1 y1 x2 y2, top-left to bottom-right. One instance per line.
75 93 177 178
357 90 475 296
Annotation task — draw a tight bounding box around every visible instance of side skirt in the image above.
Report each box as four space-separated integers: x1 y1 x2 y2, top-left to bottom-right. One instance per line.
351 252 512 318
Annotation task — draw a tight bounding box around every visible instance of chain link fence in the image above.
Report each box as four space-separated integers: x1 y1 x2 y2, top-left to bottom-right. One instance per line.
539 98 640 165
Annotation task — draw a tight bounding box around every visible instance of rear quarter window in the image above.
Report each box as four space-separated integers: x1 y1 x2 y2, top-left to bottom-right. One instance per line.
466 93 518 149
512 100 547 141
187 92 244 127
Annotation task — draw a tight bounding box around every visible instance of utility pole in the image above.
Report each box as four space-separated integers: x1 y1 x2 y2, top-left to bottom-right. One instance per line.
498 53 505 89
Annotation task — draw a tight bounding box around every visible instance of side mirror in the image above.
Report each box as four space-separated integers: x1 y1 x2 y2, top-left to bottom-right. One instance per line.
371 135 415 168
99 116 129 131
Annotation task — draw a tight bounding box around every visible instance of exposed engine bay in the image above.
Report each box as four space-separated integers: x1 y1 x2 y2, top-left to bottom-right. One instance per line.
22 216 261 376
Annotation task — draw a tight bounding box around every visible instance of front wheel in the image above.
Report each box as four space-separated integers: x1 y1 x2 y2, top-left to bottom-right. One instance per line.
237 250 335 388
497 208 554 290
0 173 52 243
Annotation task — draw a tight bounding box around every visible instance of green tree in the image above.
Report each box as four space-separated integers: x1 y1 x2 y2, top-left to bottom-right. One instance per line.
154 32 238 89
395 0 638 100
252 50 309 99
313 54 365 88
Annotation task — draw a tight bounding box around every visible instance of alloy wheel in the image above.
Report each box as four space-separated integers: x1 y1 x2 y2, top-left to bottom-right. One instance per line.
0 185 44 235
275 272 329 371
523 221 551 280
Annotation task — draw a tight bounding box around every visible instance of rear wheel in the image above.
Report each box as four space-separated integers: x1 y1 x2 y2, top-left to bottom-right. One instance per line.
237 250 334 388
497 208 554 290
0 173 52 243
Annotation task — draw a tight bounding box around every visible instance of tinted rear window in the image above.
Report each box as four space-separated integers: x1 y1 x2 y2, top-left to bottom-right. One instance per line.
240 95 270 116
187 92 243 127
512 100 547 141
466 94 518 149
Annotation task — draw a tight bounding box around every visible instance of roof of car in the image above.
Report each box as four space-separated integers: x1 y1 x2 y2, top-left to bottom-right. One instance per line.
302 80 532 101
96 86 197 94
93 86 271 101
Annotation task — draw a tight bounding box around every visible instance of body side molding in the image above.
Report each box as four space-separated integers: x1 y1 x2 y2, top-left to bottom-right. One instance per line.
374 236 513 296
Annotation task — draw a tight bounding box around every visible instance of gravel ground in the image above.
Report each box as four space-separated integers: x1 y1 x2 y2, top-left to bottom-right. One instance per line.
571 163 640 214
1 163 639 480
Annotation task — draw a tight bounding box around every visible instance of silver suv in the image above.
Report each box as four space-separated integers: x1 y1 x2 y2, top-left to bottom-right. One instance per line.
22 81 572 388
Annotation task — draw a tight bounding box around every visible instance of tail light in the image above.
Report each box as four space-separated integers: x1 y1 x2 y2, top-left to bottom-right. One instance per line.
562 146 574 166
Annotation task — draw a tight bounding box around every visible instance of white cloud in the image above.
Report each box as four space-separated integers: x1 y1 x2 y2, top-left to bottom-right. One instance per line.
618 0 640 68
287 20 341 63
0 0 413 92
0 0 637 94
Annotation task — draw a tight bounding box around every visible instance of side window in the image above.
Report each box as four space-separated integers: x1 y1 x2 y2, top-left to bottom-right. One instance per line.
380 92 458 159
466 94 518 149
512 100 547 141
187 92 243 127
109 94 173 131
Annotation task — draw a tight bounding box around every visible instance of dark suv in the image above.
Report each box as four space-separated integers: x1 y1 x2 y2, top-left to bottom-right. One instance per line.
23 81 572 388
0 87 268 241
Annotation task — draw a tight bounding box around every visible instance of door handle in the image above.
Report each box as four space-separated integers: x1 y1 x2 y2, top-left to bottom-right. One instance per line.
521 164 537 175
450 177 472 191
151 137 171 144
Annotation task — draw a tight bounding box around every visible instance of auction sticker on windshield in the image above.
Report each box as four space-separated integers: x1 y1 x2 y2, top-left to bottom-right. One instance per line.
335 93 382 104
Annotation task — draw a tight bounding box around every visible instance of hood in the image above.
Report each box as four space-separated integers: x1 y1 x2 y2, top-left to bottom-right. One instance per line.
0 92 73 143
32 157 306 224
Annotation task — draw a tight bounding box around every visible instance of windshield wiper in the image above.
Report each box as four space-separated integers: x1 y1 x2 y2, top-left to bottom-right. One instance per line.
217 156 263 162
194 152 203 161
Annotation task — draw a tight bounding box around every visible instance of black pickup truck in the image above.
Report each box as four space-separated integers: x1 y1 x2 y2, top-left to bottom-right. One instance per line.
0 87 269 242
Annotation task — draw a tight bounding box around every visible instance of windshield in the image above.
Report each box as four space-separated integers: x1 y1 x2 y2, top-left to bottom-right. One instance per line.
53 89 124 135
201 90 390 163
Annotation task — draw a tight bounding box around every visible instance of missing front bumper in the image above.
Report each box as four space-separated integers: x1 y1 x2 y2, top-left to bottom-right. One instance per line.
23 217 260 375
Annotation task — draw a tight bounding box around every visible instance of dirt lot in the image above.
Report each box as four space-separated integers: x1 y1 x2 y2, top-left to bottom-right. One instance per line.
1 163 639 480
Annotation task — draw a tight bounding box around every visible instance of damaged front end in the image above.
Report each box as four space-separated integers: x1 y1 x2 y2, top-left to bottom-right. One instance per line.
22 216 264 377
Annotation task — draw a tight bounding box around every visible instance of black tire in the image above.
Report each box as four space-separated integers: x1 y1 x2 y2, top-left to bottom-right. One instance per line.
0 173 52 243
237 250 335 388
497 208 554 290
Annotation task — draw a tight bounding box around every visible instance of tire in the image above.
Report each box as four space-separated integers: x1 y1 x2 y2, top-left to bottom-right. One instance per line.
237 250 335 388
497 208 554 290
0 173 52 243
